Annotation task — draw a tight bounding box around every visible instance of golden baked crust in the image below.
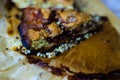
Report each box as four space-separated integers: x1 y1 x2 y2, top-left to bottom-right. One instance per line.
47 22 62 37
57 10 91 29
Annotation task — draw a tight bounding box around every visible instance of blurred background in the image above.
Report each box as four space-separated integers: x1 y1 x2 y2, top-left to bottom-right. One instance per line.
101 0 120 18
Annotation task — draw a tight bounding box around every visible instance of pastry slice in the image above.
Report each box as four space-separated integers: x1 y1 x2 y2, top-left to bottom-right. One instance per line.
18 7 102 58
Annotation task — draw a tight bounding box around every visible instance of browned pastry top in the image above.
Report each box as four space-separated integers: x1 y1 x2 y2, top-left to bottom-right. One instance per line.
18 7 92 53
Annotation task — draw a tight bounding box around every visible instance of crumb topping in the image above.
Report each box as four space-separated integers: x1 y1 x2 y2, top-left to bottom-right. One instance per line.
48 23 62 37
28 29 40 41
58 10 91 29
